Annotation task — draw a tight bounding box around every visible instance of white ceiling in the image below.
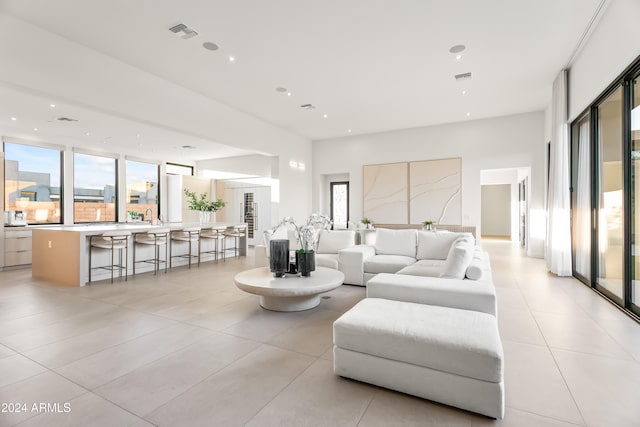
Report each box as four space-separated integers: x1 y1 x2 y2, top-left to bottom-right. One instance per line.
0 0 605 159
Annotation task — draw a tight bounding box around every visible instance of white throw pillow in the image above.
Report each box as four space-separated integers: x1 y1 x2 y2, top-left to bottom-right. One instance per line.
465 248 486 280
317 230 356 254
440 236 474 279
416 231 458 260
374 229 417 258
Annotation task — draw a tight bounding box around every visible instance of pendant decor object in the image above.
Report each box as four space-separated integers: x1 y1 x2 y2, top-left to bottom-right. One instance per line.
270 239 289 278
296 251 316 277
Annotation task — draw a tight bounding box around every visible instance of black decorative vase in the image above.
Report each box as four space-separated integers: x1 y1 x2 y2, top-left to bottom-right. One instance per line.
270 239 289 277
296 251 315 277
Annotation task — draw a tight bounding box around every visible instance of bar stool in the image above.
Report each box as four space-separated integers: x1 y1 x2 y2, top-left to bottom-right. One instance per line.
224 226 246 258
133 228 170 275
170 226 201 268
89 231 131 283
199 227 226 263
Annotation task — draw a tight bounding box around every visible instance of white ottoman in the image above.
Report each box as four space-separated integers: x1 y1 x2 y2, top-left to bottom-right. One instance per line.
333 298 504 419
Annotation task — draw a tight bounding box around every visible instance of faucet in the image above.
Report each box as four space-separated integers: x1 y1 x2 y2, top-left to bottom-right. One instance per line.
145 208 153 223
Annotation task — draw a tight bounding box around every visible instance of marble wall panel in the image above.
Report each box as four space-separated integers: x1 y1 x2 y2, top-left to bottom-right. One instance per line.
362 162 408 224
409 158 461 225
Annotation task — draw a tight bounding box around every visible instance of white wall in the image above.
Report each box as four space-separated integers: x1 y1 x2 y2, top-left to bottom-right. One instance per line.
481 185 511 237
569 0 640 120
313 111 546 257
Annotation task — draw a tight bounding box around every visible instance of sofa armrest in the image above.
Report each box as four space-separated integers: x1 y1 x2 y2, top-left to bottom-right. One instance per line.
254 244 268 267
338 245 376 286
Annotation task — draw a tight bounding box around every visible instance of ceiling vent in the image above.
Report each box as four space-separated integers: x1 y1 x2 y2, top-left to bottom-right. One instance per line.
181 145 197 150
169 23 199 40
300 104 316 110
56 116 78 122
454 72 472 82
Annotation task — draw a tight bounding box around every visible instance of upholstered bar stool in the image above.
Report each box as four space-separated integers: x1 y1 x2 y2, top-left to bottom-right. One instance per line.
133 228 170 275
170 226 201 268
224 226 246 258
89 231 131 283
199 227 226 263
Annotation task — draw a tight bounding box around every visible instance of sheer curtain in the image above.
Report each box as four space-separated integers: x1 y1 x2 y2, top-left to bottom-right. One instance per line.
546 70 573 276
574 121 590 277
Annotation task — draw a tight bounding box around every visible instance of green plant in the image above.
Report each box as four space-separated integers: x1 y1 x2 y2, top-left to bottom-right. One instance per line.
361 217 372 225
183 188 226 212
422 220 433 226
128 210 139 217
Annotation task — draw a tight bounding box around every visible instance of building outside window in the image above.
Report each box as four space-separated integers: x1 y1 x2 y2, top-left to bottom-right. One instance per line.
73 152 117 223
126 160 159 221
3 141 62 224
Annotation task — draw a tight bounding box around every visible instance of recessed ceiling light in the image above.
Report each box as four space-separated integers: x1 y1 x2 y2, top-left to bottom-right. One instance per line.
466 112 471 117
33 127 38 131
323 114 328 119
461 90 467 95
202 41 219 51
10 117 16 121
449 44 466 54
347 129 352 133
455 54 463 61
49 103 56 108
228 56 235 62
287 92 292 97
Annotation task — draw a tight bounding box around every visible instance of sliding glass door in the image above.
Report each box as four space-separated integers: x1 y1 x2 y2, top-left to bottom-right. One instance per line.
631 77 640 311
571 116 591 283
595 87 624 303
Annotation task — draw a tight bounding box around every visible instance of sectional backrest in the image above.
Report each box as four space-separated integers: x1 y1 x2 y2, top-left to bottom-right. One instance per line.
317 230 356 254
417 231 475 260
374 228 418 258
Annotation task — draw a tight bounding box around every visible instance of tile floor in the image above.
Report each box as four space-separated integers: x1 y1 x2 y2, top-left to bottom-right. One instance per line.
0 240 639 426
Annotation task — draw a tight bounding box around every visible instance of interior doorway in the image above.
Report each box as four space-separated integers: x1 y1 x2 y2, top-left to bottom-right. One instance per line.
481 184 511 239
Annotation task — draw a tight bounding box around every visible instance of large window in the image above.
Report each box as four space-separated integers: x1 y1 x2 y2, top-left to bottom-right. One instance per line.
3 141 62 224
74 152 117 223
126 160 159 221
166 163 193 176
330 181 349 229
571 57 640 317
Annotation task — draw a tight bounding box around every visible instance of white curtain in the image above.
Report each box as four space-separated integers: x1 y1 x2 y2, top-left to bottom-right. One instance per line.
546 70 572 276
574 121 590 277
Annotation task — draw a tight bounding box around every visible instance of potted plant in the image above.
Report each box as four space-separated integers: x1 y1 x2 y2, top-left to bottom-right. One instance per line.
272 214 332 276
361 217 373 229
183 188 226 224
422 220 434 231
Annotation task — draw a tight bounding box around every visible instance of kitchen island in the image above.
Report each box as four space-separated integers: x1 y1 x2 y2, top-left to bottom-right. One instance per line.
32 222 247 286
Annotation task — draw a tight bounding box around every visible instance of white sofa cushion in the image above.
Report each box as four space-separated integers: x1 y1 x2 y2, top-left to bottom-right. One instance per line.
364 255 416 274
366 273 497 316
440 236 475 279
317 230 356 254
375 229 417 258
334 298 503 383
396 259 446 277
416 231 474 260
316 253 339 269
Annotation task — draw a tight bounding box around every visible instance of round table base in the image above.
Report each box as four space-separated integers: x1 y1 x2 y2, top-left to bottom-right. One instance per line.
259 294 321 312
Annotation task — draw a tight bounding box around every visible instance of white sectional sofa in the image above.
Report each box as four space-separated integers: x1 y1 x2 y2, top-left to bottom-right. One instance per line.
338 228 482 286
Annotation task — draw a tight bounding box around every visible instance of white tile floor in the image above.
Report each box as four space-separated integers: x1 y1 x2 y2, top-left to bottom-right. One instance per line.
1 240 640 426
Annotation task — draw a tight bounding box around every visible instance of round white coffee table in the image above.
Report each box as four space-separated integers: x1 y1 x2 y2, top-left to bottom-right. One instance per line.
234 266 345 311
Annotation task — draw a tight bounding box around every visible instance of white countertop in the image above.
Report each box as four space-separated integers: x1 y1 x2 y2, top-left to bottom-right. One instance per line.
30 222 246 235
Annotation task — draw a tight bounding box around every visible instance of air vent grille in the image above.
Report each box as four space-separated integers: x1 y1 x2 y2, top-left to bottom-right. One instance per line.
300 104 316 110
169 23 198 40
56 117 78 122
181 145 197 150
454 72 472 81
